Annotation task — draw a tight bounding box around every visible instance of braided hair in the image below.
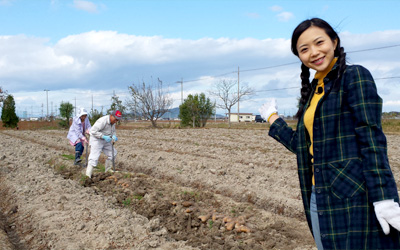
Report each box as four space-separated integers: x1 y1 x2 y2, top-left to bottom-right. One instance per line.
291 18 347 119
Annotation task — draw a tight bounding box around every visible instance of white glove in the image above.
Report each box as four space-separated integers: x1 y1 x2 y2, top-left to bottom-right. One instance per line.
374 199 400 235
258 98 278 122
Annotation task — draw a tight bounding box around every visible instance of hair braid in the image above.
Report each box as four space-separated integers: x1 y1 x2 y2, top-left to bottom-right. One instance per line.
337 47 346 79
294 63 311 119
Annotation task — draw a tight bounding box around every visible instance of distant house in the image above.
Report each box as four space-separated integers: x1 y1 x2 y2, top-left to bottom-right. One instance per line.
228 113 255 122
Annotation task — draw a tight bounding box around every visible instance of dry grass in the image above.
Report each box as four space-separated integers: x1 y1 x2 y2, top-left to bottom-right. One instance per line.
2 118 399 132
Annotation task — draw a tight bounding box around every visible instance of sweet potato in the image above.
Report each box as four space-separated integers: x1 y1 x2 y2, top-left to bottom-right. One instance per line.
225 221 235 231
198 214 210 223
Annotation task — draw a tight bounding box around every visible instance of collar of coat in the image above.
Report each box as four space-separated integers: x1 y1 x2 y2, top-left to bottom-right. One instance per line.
311 62 340 94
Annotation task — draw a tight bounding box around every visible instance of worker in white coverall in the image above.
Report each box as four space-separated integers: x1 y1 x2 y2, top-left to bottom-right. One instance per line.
86 110 122 178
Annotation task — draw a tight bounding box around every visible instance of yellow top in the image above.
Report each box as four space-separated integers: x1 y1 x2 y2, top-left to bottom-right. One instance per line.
304 58 337 185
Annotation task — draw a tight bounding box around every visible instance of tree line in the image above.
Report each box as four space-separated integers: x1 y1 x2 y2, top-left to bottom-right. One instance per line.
0 78 253 129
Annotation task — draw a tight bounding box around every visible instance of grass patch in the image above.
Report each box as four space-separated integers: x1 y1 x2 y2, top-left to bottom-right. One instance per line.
62 154 75 160
79 174 89 186
54 164 66 172
132 195 143 200
123 173 132 178
208 219 214 229
382 119 400 134
97 164 105 172
123 198 132 206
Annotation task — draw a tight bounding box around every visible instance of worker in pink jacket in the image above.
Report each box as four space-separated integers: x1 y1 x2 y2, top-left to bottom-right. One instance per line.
67 108 91 166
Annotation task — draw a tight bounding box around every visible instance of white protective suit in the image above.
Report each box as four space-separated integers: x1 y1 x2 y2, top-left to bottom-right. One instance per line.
86 115 117 177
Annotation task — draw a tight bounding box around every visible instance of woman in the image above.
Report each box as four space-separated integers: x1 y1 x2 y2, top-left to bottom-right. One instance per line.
259 18 400 249
67 108 91 166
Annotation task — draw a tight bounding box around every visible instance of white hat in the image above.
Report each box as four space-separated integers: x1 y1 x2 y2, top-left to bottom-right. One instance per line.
79 108 88 117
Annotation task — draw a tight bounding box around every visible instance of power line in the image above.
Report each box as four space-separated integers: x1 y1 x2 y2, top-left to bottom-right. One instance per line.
255 77 400 93
375 76 400 80
176 43 400 83
347 44 400 53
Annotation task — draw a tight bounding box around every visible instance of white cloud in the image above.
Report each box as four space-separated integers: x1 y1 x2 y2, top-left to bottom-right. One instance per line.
0 0 14 6
246 12 260 19
73 0 99 13
276 12 294 22
2 29 400 115
270 5 283 12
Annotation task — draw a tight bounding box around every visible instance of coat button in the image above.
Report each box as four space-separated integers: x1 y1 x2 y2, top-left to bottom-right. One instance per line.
319 212 323 216
314 148 319 152
315 168 320 173
317 189 321 193
321 234 326 238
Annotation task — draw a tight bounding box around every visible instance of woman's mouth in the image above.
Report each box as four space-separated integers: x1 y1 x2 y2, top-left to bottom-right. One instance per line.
312 57 324 65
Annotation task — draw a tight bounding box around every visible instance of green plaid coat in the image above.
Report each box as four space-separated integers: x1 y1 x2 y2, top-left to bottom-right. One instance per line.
269 64 400 249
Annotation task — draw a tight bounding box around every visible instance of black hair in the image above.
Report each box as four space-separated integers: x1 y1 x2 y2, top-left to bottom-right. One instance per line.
291 18 346 119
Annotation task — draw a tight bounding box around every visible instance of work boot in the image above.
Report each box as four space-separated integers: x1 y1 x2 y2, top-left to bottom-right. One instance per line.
86 164 94 178
105 160 114 173
74 151 82 166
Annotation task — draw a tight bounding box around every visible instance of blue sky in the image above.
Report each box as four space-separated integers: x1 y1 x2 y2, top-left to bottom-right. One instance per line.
1 0 400 117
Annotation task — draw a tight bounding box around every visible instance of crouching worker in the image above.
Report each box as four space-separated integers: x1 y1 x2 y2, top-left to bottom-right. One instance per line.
86 110 122 178
67 108 91 166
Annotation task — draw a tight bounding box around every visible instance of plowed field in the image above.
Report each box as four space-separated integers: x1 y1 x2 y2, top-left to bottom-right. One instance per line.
1 126 399 250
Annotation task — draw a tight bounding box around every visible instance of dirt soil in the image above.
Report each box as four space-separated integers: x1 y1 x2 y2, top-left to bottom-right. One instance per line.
1 128 400 250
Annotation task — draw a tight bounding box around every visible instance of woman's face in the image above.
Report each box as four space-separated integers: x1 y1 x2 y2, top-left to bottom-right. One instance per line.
296 26 338 72
80 114 87 122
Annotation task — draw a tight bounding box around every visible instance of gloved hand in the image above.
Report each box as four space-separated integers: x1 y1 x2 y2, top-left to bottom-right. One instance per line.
258 98 278 123
112 135 118 142
102 135 112 143
374 199 400 235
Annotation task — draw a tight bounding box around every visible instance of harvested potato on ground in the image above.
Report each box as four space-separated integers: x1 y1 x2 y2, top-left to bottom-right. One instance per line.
236 216 245 225
240 225 251 233
198 214 210 222
223 216 233 223
182 201 193 207
226 221 235 231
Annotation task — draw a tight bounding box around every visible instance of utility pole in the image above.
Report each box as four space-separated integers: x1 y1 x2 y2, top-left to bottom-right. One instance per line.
176 78 183 105
91 94 94 114
214 100 217 123
237 66 240 122
181 78 183 105
44 89 49 119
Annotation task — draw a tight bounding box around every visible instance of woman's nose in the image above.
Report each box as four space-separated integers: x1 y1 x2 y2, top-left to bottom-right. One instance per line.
310 46 318 57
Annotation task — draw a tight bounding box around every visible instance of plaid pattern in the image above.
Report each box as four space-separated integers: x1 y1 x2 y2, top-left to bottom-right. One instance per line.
269 64 400 249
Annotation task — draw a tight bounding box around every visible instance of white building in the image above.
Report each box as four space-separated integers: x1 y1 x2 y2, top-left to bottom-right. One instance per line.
228 113 255 122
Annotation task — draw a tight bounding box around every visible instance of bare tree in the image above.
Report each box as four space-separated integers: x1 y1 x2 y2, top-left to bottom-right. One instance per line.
127 78 173 128
0 86 8 108
209 79 253 128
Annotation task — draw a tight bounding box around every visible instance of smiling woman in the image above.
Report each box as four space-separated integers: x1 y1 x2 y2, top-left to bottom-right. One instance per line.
260 17 400 250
